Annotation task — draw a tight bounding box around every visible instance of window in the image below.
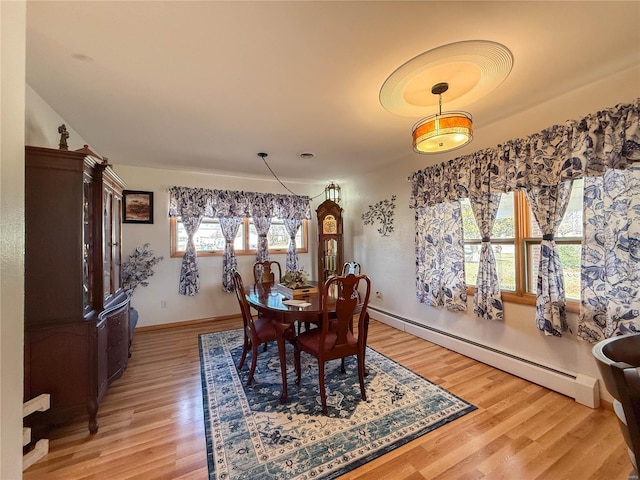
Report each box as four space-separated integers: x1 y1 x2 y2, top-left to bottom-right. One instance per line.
461 179 583 310
170 217 308 257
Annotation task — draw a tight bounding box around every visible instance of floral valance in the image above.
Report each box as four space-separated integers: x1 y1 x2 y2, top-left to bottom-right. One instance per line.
409 98 640 209
168 187 311 220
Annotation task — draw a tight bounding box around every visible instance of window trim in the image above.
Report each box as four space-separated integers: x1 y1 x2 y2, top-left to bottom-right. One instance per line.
170 217 308 258
464 190 580 314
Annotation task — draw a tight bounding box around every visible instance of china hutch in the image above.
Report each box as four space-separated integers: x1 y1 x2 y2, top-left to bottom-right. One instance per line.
24 144 131 435
316 199 344 285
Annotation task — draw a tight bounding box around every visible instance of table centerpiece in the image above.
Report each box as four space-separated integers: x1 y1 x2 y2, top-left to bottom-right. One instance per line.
277 268 318 298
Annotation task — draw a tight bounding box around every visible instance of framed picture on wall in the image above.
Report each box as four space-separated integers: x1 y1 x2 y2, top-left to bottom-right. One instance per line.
123 190 154 224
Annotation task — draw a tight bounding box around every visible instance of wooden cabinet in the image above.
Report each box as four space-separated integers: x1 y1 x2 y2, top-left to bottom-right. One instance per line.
316 199 344 285
24 145 130 435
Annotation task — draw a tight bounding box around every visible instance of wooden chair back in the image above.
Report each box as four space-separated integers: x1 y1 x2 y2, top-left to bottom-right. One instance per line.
232 270 280 386
295 273 371 414
253 260 282 286
232 271 255 335
321 274 370 360
341 261 361 276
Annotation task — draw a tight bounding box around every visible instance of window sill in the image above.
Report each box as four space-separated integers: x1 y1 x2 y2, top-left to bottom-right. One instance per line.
467 288 580 314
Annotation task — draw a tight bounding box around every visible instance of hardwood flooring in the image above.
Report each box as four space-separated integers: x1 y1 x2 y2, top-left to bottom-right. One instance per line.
24 318 632 479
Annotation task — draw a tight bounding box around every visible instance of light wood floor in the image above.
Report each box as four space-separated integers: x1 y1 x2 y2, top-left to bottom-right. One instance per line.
24 318 632 480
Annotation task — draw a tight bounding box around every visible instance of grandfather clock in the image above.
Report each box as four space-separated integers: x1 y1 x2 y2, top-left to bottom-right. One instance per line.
316 199 344 285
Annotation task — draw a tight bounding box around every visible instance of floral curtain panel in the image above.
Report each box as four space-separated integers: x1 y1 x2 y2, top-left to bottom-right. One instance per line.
274 194 312 220
526 182 573 336
169 188 311 220
219 217 242 293
415 202 467 311
579 167 640 342
179 216 204 295
409 98 639 333
283 218 302 272
253 216 272 265
168 187 215 296
168 187 311 295
409 99 639 209
168 186 216 217
250 193 276 267
469 191 504 321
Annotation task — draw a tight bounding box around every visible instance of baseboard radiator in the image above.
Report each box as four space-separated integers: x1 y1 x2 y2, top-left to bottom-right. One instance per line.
368 306 599 408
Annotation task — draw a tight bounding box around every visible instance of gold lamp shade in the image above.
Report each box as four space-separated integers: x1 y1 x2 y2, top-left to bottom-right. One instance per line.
412 111 473 154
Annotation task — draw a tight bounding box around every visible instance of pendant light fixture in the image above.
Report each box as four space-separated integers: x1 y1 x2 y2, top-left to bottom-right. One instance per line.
412 82 473 154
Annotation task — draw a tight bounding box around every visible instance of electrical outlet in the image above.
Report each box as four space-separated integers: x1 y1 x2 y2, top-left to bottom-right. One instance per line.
161 300 167 309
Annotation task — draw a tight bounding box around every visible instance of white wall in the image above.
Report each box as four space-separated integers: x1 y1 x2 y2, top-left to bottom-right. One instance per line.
113 165 327 327
1 2 26 478
25 85 89 150
345 66 640 404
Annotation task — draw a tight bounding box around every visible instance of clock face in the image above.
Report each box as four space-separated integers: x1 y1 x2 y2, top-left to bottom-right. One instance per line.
323 215 337 234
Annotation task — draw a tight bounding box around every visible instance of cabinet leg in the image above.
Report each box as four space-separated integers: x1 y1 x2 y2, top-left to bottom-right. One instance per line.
87 401 99 434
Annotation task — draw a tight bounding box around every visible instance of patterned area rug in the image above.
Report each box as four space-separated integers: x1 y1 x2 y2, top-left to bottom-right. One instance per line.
199 329 476 480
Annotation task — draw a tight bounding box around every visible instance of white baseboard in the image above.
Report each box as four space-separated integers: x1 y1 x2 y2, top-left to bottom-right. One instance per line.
369 308 600 408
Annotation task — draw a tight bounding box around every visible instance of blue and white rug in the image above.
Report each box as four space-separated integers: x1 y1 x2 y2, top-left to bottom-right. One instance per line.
199 329 476 480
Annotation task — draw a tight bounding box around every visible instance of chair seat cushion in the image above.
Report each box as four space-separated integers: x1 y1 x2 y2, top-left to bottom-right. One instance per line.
297 327 356 355
253 316 277 341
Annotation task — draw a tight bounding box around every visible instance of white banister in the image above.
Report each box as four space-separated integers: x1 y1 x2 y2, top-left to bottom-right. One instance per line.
23 393 51 470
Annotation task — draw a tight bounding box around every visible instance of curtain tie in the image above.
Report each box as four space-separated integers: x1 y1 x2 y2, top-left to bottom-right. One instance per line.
542 234 554 241
481 236 491 243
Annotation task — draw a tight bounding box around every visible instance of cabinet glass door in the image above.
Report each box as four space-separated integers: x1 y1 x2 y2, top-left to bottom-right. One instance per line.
112 195 122 290
323 238 338 279
103 189 113 298
83 174 94 313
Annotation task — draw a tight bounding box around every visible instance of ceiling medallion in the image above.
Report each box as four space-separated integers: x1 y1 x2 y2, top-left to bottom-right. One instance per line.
379 40 513 117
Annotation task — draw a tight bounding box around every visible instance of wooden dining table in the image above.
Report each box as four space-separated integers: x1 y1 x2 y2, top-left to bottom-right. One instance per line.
245 280 369 403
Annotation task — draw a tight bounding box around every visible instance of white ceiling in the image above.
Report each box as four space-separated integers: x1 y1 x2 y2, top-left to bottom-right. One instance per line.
26 1 640 184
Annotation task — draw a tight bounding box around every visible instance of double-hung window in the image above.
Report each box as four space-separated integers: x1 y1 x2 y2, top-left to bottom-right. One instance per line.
461 179 583 311
170 217 308 257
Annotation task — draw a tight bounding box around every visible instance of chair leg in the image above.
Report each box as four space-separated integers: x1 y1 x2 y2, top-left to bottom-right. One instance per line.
294 346 301 385
318 361 328 415
357 354 367 401
239 336 250 370
247 341 259 386
340 358 346 373
263 342 268 352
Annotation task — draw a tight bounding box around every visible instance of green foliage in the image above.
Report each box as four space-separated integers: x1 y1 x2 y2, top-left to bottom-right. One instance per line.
461 201 514 239
558 245 581 269
492 217 514 238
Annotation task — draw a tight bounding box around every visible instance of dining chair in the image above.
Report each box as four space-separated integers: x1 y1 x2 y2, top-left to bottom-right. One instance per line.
294 273 371 414
341 261 361 276
253 260 282 286
232 270 280 386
